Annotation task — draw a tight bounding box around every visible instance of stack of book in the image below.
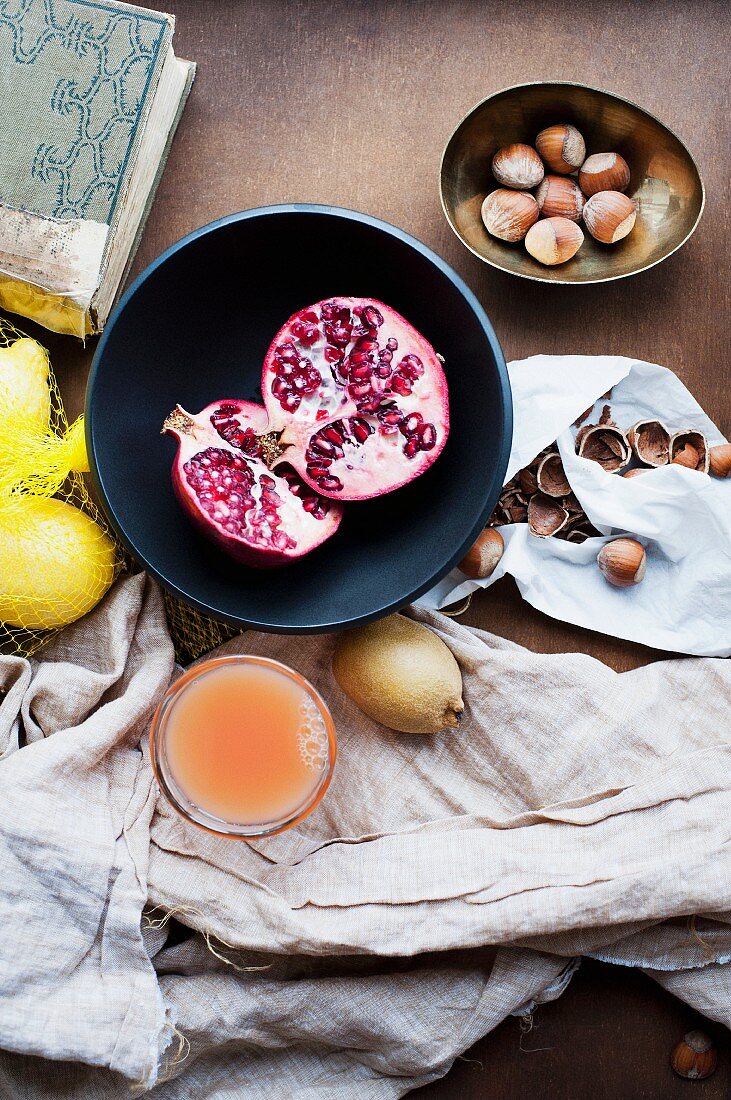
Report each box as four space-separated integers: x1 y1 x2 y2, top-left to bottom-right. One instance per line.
0 0 194 337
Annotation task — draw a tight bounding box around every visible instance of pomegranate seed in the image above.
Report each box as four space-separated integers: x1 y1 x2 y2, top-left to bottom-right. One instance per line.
321 425 344 446
403 437 420 459
300 310 319 325
386 337 398 350
349 363 373 381
378 348 393 364
362 305 383 328
357 337 378 353
390 374 412 397
276 342 299 364
324 345 342 363
282 392 301 411
306 464 332 478
398 354 424 380
311 438 342 458
419 423 436 450
318 475 343 492
399 412 424 437
349 350 371 365
271 376 288 396
315 408 329 420
379 410 402 426
351 418 373 444
348 381 371 399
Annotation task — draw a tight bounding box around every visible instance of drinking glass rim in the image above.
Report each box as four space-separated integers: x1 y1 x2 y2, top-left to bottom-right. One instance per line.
149 654 337 839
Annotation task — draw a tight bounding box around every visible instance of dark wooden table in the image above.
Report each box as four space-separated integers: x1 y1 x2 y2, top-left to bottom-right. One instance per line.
44 0 731 1094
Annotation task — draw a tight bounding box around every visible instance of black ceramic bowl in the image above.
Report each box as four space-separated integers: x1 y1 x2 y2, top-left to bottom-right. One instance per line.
87 205 511 632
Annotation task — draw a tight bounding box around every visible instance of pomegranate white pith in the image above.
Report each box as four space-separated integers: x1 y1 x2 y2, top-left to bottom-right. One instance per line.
163 402 343 568
261 297 449 500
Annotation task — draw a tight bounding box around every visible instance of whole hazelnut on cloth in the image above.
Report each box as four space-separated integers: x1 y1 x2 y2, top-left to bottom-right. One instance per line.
709 442 731 477
597 538 646 587
535 175 584 222
579 152 631 197
491 143 545 189
583 191 637 243
458 528 504 579
535 123 586 174
525 217 584 266
481 189 539 242
671 1030 718 1080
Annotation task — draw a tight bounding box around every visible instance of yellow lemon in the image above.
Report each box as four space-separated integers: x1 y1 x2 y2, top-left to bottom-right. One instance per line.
0 337 51 431
63 416 90 474
0 498 117 630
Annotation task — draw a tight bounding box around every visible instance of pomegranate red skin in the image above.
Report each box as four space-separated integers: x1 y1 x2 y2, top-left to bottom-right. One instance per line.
164 402 343 569
261 297 450 501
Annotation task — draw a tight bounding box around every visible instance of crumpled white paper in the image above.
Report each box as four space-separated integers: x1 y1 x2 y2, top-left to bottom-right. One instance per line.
420 356 731 657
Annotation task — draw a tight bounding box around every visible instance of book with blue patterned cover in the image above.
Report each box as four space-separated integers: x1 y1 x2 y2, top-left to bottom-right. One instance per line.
0 0 194 336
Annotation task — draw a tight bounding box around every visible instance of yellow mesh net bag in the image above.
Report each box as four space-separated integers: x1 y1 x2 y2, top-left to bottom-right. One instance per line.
0 316 240 662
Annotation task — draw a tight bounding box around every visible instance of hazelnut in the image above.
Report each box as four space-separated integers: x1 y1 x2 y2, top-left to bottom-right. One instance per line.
525 217 584 266
597 538 646 588
672 442 700 469
535 175 584 222
458 527 504 579
671 1030 718 1080
623 468 649 478
491 143 545 190
481 189 539 242
583 191 637 244
709 442 731 478
579 152 631 197
535 123 586 174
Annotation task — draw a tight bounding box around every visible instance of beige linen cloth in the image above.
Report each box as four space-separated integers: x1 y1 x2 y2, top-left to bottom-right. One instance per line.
0 573 729 1097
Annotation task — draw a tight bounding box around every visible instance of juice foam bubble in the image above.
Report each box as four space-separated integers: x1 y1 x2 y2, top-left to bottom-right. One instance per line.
297 694 330 771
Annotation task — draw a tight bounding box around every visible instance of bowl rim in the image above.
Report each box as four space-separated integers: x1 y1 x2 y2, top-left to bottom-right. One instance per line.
439 79 706 285
86 202 513 633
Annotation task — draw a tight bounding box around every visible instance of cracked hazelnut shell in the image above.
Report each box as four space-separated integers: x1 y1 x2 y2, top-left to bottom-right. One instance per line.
528 492 569 538
537 452 571 497
670 430 709 473
627 419 670 466
576 422 631 472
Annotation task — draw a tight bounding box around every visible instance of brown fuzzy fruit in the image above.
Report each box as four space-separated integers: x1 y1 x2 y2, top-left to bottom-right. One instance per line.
597 538 646 587
491 143 545 190
481 189 539 242
579 152 631 197
535 175 585 222
525 217 584 266
535 124 586 174
583 191 637 244
332 614 464 734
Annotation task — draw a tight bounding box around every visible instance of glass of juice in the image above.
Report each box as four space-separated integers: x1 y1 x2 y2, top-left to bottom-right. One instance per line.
150 655 336 838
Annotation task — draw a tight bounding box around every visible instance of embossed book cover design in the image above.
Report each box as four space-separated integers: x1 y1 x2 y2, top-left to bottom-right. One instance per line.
0 0 194 336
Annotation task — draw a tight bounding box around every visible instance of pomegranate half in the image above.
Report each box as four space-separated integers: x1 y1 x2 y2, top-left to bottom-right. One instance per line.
163 297 449 567
163 401 343 568
261 297 449 500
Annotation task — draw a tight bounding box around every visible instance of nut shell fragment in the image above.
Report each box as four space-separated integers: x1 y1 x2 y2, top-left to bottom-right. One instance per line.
537 452 571 497
576 422 631 472
670 430 709 473
528 492 569 538
627 419 670 467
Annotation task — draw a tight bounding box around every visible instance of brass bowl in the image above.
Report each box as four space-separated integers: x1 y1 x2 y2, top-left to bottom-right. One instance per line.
440 81 705 284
